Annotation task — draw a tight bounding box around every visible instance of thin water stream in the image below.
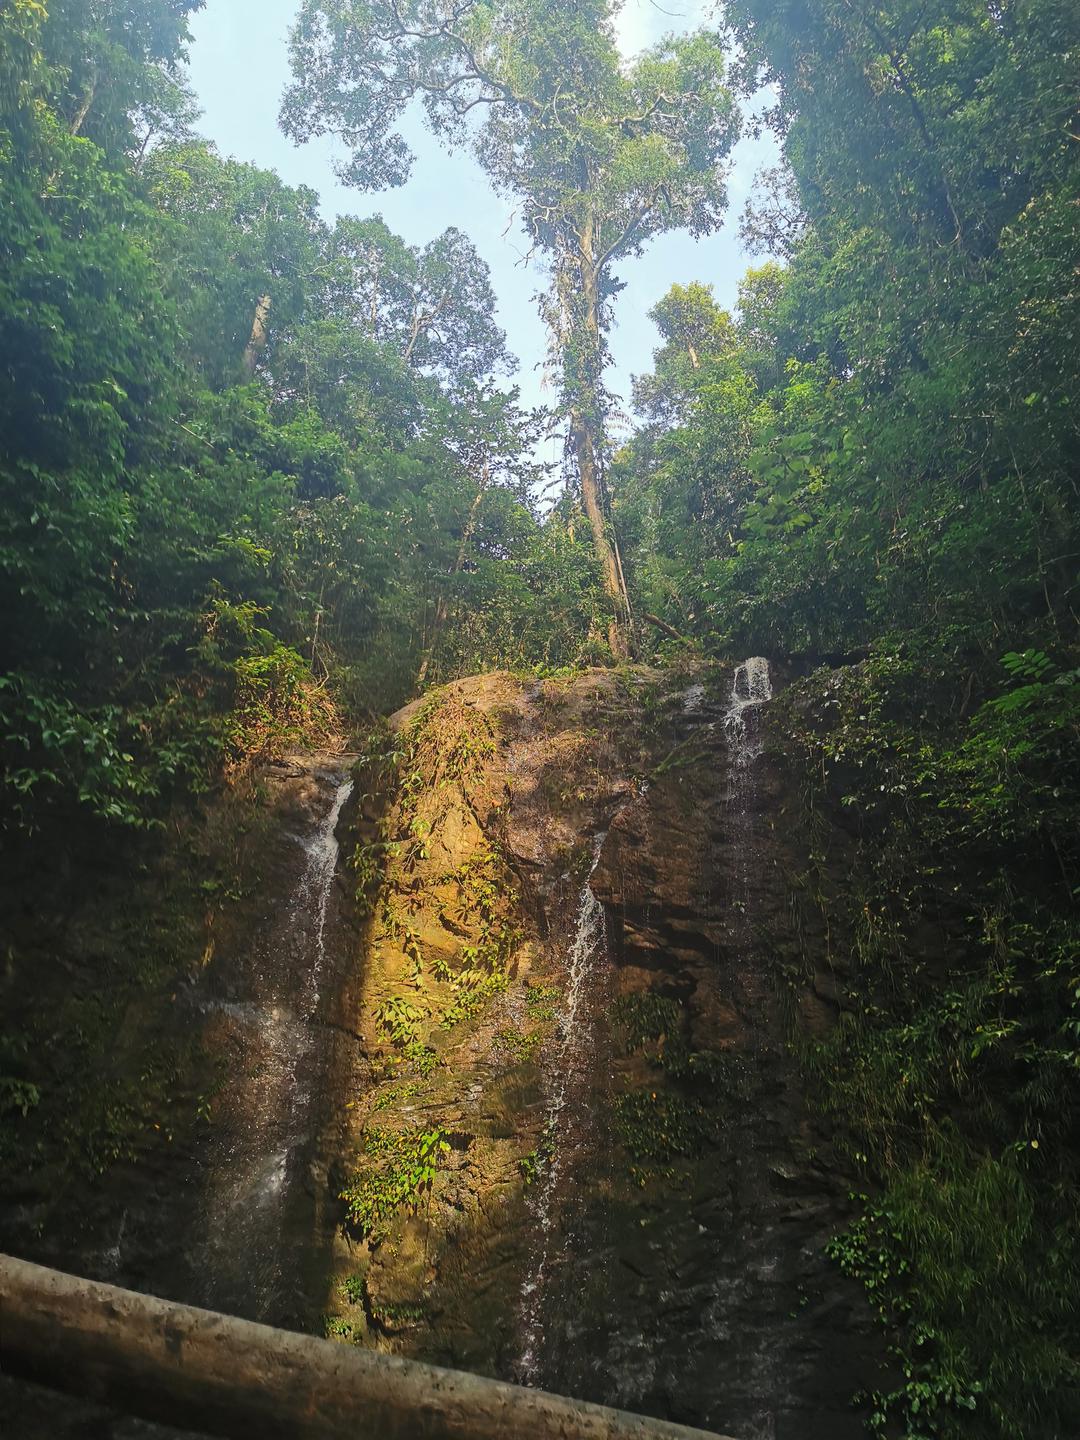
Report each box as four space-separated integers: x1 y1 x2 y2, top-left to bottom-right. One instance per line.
517 832 610 1383
726 656 773 753
518 659 777 1393
195 763 353 1323
716 657 786 1440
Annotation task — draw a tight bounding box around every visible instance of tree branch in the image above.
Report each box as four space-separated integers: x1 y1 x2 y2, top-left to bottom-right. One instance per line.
642 612 688 643
596 204 654 271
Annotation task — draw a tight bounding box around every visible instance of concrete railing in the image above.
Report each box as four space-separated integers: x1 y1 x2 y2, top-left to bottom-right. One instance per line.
0 1254 739 1440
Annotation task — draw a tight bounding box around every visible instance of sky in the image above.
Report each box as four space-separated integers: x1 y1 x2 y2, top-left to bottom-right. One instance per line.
185 0 777 462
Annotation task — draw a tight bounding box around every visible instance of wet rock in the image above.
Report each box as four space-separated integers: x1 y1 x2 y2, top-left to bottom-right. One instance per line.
317 666 889 1439
2 667 890 1438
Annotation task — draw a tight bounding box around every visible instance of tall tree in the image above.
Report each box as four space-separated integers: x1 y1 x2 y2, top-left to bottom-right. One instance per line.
37 0 202 154
632 282 736 423
317 215 510 386
281 0 738 658
144 141 325 386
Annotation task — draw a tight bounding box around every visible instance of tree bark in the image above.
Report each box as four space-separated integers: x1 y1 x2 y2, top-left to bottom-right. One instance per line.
69 71 97 136
572 222 631 661
242 294 272 378
570 406 629 661
0 1254 735 1440
643 611 687 643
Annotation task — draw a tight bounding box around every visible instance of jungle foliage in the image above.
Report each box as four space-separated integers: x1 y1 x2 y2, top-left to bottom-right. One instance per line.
283 0 739 656
0 0 605 832
2 2 1078 1434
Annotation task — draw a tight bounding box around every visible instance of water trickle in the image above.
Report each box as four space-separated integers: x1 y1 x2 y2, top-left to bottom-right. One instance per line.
724 657 773 784
681 681 707 715
726 657 772 742
298 774 355 1012
517 832 609 1384
720 659 783 1440
94 1208 129 1280
196 764 353 1322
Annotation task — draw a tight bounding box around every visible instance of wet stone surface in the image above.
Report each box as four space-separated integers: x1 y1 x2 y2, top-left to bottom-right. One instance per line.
315 667 888 1439
3 669 888 1438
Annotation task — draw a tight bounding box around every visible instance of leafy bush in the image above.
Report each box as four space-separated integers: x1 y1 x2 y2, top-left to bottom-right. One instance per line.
339 1126 451 1239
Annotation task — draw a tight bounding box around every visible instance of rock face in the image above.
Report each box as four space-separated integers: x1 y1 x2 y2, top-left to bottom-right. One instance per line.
178 754 359 1326
564 679 882 1438
321 667 887 1438
0 665 888 1438
0 749 361 1437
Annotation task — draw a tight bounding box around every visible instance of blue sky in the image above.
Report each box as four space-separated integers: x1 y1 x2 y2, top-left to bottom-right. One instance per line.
185 0 776 462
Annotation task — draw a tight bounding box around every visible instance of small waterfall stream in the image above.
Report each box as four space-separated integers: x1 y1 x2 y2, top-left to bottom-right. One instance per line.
195 763 353 1323
716 656 786 1440
514 663 778 1404
517 832 610 1383
726 655 773 753
296 774 354 1014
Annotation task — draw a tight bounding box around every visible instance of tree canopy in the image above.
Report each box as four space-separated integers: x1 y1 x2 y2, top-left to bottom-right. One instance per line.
0 0 610 829
282 0 739 655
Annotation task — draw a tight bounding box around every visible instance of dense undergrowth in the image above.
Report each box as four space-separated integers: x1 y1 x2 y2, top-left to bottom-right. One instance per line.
764 650 1080 1437
0 766 281 1255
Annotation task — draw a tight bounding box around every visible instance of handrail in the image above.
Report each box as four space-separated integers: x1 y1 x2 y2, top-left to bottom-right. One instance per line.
0 1254 739 1440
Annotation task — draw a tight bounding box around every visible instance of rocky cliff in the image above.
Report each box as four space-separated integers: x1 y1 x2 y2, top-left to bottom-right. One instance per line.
319 664 887 1438
1 661 890 1440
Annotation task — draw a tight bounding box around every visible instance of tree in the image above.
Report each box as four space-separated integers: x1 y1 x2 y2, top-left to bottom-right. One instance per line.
282 0 739 658
618 282 758 638
317 216 510 387
725 0 1079 261
414 381 547 685
632 282 736 424
36 0 202 155
143 141 326 386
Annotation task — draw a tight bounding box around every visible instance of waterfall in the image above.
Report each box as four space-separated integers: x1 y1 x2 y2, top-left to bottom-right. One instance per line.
726 656 772 753
717 657 783 1440
298 774 354 1013
517 833 609 1384
196 764 353 1322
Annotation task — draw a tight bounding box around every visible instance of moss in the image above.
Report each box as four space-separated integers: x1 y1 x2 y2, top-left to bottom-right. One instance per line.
612 1089 714 1175
524 982 560 1022
371 1080 426 1112
496 1026 542 1061
323 1314 358 1342
339 1271 367 1305
611 991 739 1089
612 992 682 1053
369 1296 427 1330
354 690 525 1064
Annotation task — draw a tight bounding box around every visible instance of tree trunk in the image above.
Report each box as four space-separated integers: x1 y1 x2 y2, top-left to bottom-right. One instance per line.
570 406 628 660
69 71 97 136
242 294 272 378
416 467 488 690
572 226 631 661
643 611 688 643
0 1254 734 1440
